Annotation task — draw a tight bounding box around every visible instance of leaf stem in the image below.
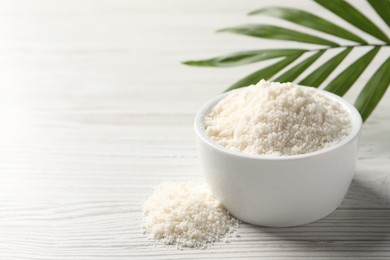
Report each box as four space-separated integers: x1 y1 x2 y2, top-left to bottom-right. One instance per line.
308 43 388 52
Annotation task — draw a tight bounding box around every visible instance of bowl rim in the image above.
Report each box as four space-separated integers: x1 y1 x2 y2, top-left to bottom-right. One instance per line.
194 84 362 161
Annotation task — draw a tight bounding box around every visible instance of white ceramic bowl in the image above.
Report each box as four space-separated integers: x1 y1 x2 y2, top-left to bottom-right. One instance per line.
194 86 362 227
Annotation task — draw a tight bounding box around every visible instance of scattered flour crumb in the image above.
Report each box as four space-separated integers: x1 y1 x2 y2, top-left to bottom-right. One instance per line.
142 182 239 249
204 80 352 156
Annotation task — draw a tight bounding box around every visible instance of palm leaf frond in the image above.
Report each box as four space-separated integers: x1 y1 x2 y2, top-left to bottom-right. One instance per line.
249 7 367 44
226 55 301 91
314 0 390 43
368 0 390 28
182 49 305 67
218 24 339 46
183 0 390 122
299 47 352 87
324 47 380 96
355 56 390 121
275 50 324 82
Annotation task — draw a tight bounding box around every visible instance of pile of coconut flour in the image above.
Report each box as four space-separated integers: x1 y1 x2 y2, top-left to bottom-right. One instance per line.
142 182 238 249
205 80 352 156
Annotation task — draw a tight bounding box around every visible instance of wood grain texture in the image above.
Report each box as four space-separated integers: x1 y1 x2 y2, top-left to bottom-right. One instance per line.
0 0 389 259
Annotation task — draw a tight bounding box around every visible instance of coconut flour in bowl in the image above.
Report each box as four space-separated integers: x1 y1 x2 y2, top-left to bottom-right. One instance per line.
204 80 352 156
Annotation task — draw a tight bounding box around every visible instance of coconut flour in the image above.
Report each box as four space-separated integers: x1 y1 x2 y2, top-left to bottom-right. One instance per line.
204 80 352 156
142 182 238 249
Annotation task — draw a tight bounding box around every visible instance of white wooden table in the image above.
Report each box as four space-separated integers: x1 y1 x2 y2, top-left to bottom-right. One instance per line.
0 0 389 259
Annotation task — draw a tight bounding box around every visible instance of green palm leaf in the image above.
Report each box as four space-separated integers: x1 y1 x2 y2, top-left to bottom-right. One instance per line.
226 55 301 92
315 0 390 43
249 7 367 44
368 0 390 28
183 1 390 122
355 56 390 122
299 48 352 87
274 50 324 82
218 24 339 46
182 49 304 67
325 47 380 96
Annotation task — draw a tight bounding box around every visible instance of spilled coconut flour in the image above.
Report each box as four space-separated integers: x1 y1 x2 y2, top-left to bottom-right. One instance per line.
142 182 238 249
205 80 352 156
